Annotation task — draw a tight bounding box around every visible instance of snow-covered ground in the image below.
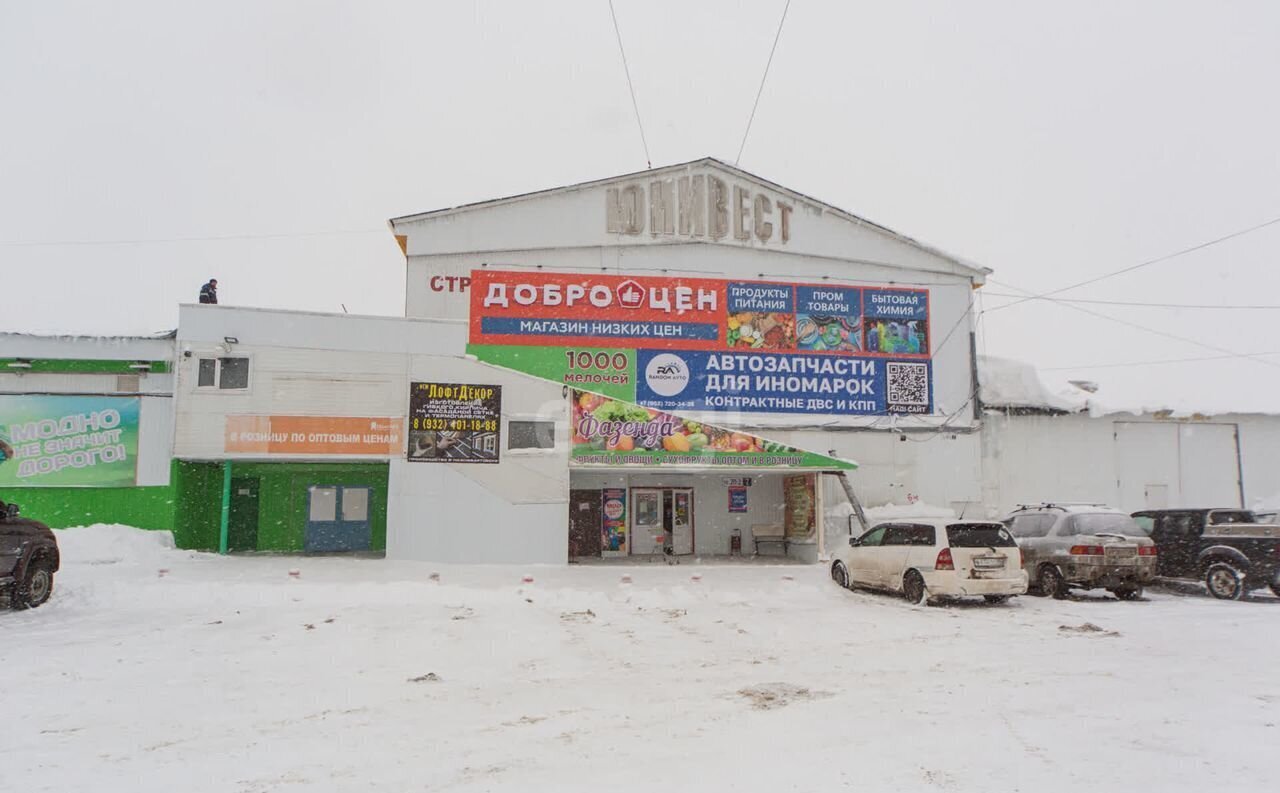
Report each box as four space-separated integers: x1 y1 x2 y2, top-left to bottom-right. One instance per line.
2 526 1277 792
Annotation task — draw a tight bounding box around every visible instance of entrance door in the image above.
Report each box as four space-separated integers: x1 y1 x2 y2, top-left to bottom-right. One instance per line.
631 489 665 555
227 477 260 552
670 488 694 555
305 485 372 552
568 489 603 558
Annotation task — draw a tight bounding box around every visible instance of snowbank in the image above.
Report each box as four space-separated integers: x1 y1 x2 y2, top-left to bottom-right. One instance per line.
53 524 178 566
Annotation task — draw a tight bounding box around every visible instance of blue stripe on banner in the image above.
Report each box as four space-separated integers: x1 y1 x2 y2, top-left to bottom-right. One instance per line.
481 317 720 341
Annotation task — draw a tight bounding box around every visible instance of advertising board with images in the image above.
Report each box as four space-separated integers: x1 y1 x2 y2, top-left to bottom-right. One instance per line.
569 390 854 470
407 382 501 464
0 395 140 487
468 270 933 416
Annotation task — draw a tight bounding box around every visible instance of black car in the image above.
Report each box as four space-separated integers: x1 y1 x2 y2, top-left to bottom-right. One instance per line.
1132 508 1280 600
0 500 60 609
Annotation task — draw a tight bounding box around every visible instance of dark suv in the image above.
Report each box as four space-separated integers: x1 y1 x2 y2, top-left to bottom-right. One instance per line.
0 500 60 609
1131 508 1280 600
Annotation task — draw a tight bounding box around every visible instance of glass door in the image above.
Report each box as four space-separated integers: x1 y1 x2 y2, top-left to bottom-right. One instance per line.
671 488 694 555
630 488 665 555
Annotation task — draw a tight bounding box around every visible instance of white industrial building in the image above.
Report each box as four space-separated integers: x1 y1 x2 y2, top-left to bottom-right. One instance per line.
10 159 1277 563
977 356 1280 515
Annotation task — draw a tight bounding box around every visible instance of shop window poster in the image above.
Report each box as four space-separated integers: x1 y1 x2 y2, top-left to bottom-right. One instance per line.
407 382 501 464
783 474 816 538
601 488 627 552
728 486 748 513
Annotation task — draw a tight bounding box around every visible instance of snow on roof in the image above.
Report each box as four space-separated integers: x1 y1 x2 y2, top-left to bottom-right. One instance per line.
978 355 1090 413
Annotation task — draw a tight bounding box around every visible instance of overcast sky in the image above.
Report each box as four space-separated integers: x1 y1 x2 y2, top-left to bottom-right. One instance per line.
3 1 1278 411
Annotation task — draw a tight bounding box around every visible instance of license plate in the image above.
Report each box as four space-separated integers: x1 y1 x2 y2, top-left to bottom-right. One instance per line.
1106 546 1137 558
973 556 1005 570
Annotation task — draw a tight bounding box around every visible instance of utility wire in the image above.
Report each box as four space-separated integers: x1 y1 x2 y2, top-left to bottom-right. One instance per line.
986 212 1280 313
1041 350 1280 372
607 0 651 169
986 277 1280 371
734 0 792 166
0 228 388 247
981 292 1280 310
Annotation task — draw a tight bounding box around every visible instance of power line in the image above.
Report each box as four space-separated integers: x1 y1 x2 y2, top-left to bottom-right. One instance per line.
1041 350 1280 372
986 211 1280 313
986 276 1280 371
0 228 389 248
734 0 792 166
607 0 651 169
981 291 1280 310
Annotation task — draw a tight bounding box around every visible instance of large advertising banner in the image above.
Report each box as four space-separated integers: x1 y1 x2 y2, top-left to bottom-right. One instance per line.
225 416 403 456
0 395 140 487
469 270 933 416
407 382 502 464
570 391 854 469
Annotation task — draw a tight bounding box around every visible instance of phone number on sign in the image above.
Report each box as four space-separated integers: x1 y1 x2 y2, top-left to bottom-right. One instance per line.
411 418 498 432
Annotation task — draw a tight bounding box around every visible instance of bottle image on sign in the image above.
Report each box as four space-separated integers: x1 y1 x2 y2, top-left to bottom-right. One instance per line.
644 353 691 397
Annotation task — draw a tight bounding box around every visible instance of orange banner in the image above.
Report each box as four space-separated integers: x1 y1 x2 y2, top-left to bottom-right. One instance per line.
225 416 403 456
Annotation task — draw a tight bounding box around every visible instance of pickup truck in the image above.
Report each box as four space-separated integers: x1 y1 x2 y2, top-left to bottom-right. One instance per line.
0 500 60 609
1131 508 1280 600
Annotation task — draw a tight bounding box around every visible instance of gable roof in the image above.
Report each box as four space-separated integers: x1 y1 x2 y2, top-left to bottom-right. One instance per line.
389 157 989 278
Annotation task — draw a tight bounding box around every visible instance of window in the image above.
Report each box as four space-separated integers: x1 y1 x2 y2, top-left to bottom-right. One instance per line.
1007 513 1053 539
1162 514 1199 537
947 523 1016 548
341 487 369 521
857 526 888 547
1133 515 1155 534
884 523 935 546
1208 510 1254 525
309 487 337 521
1067 513 1148 537
196 357 250 390
508 420 555 450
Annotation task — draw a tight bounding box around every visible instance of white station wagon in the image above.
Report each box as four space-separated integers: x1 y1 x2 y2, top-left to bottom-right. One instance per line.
831 519 1029 604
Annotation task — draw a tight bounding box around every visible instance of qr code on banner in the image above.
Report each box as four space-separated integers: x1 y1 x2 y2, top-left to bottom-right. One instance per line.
886 362 930 407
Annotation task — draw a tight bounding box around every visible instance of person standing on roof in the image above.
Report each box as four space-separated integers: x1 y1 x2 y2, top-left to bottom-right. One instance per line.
199 278 219 304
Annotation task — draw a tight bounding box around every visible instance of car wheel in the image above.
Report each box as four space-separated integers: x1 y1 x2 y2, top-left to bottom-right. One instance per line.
15 560 55 609
830 561 850 590
902 570 928 605
1113 586 1143 601
1205 562 1246 601
983 595 1012 604
1039 565 1068 600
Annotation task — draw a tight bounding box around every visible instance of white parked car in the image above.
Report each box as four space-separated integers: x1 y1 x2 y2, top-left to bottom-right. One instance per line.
831 519 1029 604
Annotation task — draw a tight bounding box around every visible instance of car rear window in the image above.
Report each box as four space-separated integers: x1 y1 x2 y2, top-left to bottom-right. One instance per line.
1069 513 1148 537
946 524 1016 547
1208 510 1256 525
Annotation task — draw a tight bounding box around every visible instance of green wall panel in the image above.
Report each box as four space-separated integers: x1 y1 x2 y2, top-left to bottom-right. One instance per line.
174 461 389 553
0 358 170 374
0 481 176 530
0 460 391 554
174 461 225 551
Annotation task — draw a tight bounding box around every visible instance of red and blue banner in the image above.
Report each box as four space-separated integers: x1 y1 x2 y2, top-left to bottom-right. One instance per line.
468 270 934 416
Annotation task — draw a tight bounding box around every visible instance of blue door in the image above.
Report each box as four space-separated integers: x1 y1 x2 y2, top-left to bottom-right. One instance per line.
305 485 372 552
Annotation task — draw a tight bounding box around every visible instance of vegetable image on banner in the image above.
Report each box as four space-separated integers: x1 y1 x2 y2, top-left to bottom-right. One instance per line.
407 382 501 464
0 395 140 487
468 269 933 417
570 391 854 469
